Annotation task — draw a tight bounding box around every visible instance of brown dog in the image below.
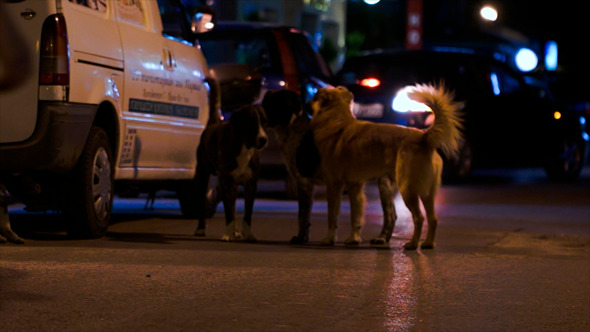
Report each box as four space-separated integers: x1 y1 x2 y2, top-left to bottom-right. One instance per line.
309 85 462 249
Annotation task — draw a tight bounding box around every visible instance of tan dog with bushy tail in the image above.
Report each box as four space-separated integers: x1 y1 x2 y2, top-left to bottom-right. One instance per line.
309 84 462 249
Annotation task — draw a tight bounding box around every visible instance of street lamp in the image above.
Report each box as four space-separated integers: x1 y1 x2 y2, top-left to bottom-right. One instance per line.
480 5 498 22
363 0 381 5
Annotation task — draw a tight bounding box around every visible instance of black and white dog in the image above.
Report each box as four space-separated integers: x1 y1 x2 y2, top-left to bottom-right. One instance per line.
262 90 322 244
194 105 268 241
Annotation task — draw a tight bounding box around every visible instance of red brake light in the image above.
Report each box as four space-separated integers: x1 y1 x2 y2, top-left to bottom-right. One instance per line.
39 14 69 85
360 78 380 88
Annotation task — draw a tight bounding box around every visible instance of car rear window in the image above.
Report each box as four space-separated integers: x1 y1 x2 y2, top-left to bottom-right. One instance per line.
198 31 282 74
338 53 481 99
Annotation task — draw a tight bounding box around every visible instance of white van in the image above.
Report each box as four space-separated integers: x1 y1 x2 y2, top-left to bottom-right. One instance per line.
0 0 215 238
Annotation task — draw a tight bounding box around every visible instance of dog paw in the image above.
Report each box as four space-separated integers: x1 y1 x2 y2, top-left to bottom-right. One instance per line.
370 237 387 245
420 241 435 249
290 235 308 245
0 231 24 244
242 233 257 243
403 241 419 250
344 236 361 246
320 236 335 246
194 229 206 237
221 234 236 242
8 234 25 244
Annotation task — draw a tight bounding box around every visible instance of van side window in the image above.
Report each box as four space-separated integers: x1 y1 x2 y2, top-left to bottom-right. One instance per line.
157 0 191 41
69 0 107 13
117 0 145 26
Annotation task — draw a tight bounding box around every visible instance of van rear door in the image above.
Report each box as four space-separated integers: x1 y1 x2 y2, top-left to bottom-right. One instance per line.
0 1 56 144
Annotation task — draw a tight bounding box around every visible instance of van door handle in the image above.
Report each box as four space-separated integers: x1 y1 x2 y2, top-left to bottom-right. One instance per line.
161 48 175 71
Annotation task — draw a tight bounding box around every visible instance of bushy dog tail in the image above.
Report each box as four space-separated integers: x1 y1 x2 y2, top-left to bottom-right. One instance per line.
407 84 463 159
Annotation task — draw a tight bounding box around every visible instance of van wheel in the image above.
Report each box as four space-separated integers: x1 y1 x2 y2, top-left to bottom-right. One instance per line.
64 127 113 238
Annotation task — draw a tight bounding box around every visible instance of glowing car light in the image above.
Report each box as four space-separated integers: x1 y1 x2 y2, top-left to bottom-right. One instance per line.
490 72 500 95
545 41 558 71
391 87 432 113
360 78 381 88
515 48 538 72
553 111 562 120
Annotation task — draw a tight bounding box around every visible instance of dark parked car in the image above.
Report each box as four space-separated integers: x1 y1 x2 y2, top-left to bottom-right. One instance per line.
337 50 587 180
197 22 333 178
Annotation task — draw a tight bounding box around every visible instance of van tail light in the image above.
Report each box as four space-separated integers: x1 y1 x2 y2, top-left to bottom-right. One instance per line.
39 14 69 85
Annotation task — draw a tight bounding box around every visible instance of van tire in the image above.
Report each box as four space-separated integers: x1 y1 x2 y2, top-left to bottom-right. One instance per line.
64 127 113 238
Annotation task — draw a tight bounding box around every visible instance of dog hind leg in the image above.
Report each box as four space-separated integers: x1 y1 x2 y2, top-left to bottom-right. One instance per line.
241 178 258 242
371 176 397 245
345 182 365 245
400 189 424 250
420 192 438 249
321 182 343 245
291 180 314 244
420 170 441 249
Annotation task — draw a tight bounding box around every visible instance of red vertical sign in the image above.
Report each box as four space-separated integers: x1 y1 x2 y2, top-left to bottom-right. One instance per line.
405 0 423 50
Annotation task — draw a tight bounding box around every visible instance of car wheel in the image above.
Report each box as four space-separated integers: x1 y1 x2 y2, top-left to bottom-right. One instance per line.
544 138 585 181
64 127 113 238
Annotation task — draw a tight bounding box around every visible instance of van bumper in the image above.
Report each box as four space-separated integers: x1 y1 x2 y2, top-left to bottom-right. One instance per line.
0 102 96 173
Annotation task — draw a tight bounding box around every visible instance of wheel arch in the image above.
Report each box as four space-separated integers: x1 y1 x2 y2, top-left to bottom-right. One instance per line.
92 101 120 161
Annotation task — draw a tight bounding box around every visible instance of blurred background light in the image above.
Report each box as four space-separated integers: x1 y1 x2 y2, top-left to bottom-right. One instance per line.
360 77 381 88
480 5 498 22
515 47 538 72
391 87 432 113
363 0 381 5
545 40 558 71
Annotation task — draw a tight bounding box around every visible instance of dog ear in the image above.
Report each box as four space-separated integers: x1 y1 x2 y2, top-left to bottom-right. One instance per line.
255 105 267 127
336 86 354 105
316 88 334 108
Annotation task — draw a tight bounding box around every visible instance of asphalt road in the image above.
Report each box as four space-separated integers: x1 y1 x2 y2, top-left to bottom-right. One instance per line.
1 168 589 331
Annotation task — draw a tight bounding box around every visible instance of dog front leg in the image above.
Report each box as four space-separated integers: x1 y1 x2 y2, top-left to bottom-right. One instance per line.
221 179 239 242
371 177 397 245
290 180 314 244
241 178 257 242
0 185 24 244
321 182 343 246
345 182 365 245
194 169 210 237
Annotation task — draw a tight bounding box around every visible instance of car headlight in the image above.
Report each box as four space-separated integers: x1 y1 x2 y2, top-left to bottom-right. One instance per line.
391 86 432 113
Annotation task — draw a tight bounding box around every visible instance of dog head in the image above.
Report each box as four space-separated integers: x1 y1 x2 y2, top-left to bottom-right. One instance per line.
230 105 268 150
261 89 303 128
309 86 354 118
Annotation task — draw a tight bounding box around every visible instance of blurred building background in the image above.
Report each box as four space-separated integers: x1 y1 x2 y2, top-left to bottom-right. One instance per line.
185 0 588 100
